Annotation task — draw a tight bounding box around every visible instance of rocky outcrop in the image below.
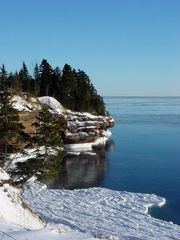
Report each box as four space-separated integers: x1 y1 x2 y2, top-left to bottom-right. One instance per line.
64 110 114 144
12 95 115 150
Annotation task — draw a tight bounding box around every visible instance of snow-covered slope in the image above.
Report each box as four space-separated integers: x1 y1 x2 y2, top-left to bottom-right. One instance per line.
0 168 44 230
0 168 98 240
24 181 180 240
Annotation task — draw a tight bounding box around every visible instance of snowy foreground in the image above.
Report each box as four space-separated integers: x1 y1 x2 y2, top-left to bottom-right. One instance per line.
0 168 96 240
0 175 180 240
23 181 180 240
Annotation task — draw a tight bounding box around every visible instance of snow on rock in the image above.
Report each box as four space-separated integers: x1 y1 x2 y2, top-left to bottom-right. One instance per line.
64 109 114 149
8 146 58 168
12 95 34 112
0 168 9 181
0 168 44 230
24 181 180 240
38 96 65 115
11 95 43 112
64 136 111 152
11 95 114 149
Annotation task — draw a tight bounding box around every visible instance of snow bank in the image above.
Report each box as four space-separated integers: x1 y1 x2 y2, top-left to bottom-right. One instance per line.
0 220 97 240
0 168 44 230
0 168 97 240
38 96 64 115
24 181 180 240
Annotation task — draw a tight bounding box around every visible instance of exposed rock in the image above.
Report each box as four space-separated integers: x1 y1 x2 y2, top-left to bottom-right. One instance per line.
64 110 114 145
12 95 115 148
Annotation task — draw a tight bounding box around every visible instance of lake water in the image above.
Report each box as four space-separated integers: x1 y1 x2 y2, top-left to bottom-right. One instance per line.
103 97 180 225
44 97 180 225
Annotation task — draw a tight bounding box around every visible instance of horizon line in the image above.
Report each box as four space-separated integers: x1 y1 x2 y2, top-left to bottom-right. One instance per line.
103 95 180 98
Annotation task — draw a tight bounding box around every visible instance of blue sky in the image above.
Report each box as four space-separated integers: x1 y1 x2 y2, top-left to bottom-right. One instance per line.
0 0 180 96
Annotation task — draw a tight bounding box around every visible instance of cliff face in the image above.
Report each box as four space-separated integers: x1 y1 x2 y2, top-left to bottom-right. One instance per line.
65 110 114 144
12 95 115 148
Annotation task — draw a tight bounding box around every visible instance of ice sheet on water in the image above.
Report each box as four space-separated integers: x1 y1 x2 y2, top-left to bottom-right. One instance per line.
24 181 180 240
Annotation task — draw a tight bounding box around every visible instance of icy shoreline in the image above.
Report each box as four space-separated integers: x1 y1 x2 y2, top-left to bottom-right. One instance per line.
64 130 112 152
1 167 180 239
23 181 180 240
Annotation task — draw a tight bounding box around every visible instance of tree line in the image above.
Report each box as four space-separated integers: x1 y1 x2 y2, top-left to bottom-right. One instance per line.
0 63 63 168
1 59 106 115
0 60 107 168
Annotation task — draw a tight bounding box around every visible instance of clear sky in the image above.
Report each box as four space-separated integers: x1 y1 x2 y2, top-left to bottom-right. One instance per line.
0 0 180 96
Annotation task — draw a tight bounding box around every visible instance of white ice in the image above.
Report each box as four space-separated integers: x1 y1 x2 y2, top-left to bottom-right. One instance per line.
0 168 97 240
24 181 180 240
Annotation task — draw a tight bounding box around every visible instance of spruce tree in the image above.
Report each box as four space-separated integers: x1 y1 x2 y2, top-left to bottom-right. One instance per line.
39 59 53 96
19 62 32 94
0 65 24 166
34 105 63 159
50 66 62 99
61 64 76 109
11 71 22 94
34 64 40 97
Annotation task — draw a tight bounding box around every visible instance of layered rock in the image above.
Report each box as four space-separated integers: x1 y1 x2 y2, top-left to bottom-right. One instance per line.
12 95 115 150
64 110 114 145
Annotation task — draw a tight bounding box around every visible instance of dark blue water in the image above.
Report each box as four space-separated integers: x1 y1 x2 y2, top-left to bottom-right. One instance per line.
44 97 180 225
102 97 180 225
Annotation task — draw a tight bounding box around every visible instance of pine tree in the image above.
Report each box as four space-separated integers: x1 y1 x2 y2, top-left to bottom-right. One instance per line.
11 71 22 94
19 62 32 94
50 66 62 99
39 59 53 96
61 64 76 109
0 65 24 166
34 64 40 97
34 105 63 159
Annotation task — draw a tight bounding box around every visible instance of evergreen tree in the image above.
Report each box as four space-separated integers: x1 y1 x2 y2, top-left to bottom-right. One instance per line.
49 67 62 100
19 62 32 94
61 64 76 109
11 71 22 94
39 59 53 96
0 59 107 116
34 64 40 97
34 105 63 159
0 65 24 166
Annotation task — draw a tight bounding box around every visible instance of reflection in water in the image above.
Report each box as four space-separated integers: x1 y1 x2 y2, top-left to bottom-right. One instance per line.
42 140 115 189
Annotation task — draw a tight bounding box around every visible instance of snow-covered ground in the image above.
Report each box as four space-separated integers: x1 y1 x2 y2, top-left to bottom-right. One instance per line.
0 168 97 240
1 168 180 239
23 181 180 240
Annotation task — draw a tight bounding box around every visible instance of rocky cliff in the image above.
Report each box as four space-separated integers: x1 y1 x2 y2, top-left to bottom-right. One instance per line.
12 95 115 150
